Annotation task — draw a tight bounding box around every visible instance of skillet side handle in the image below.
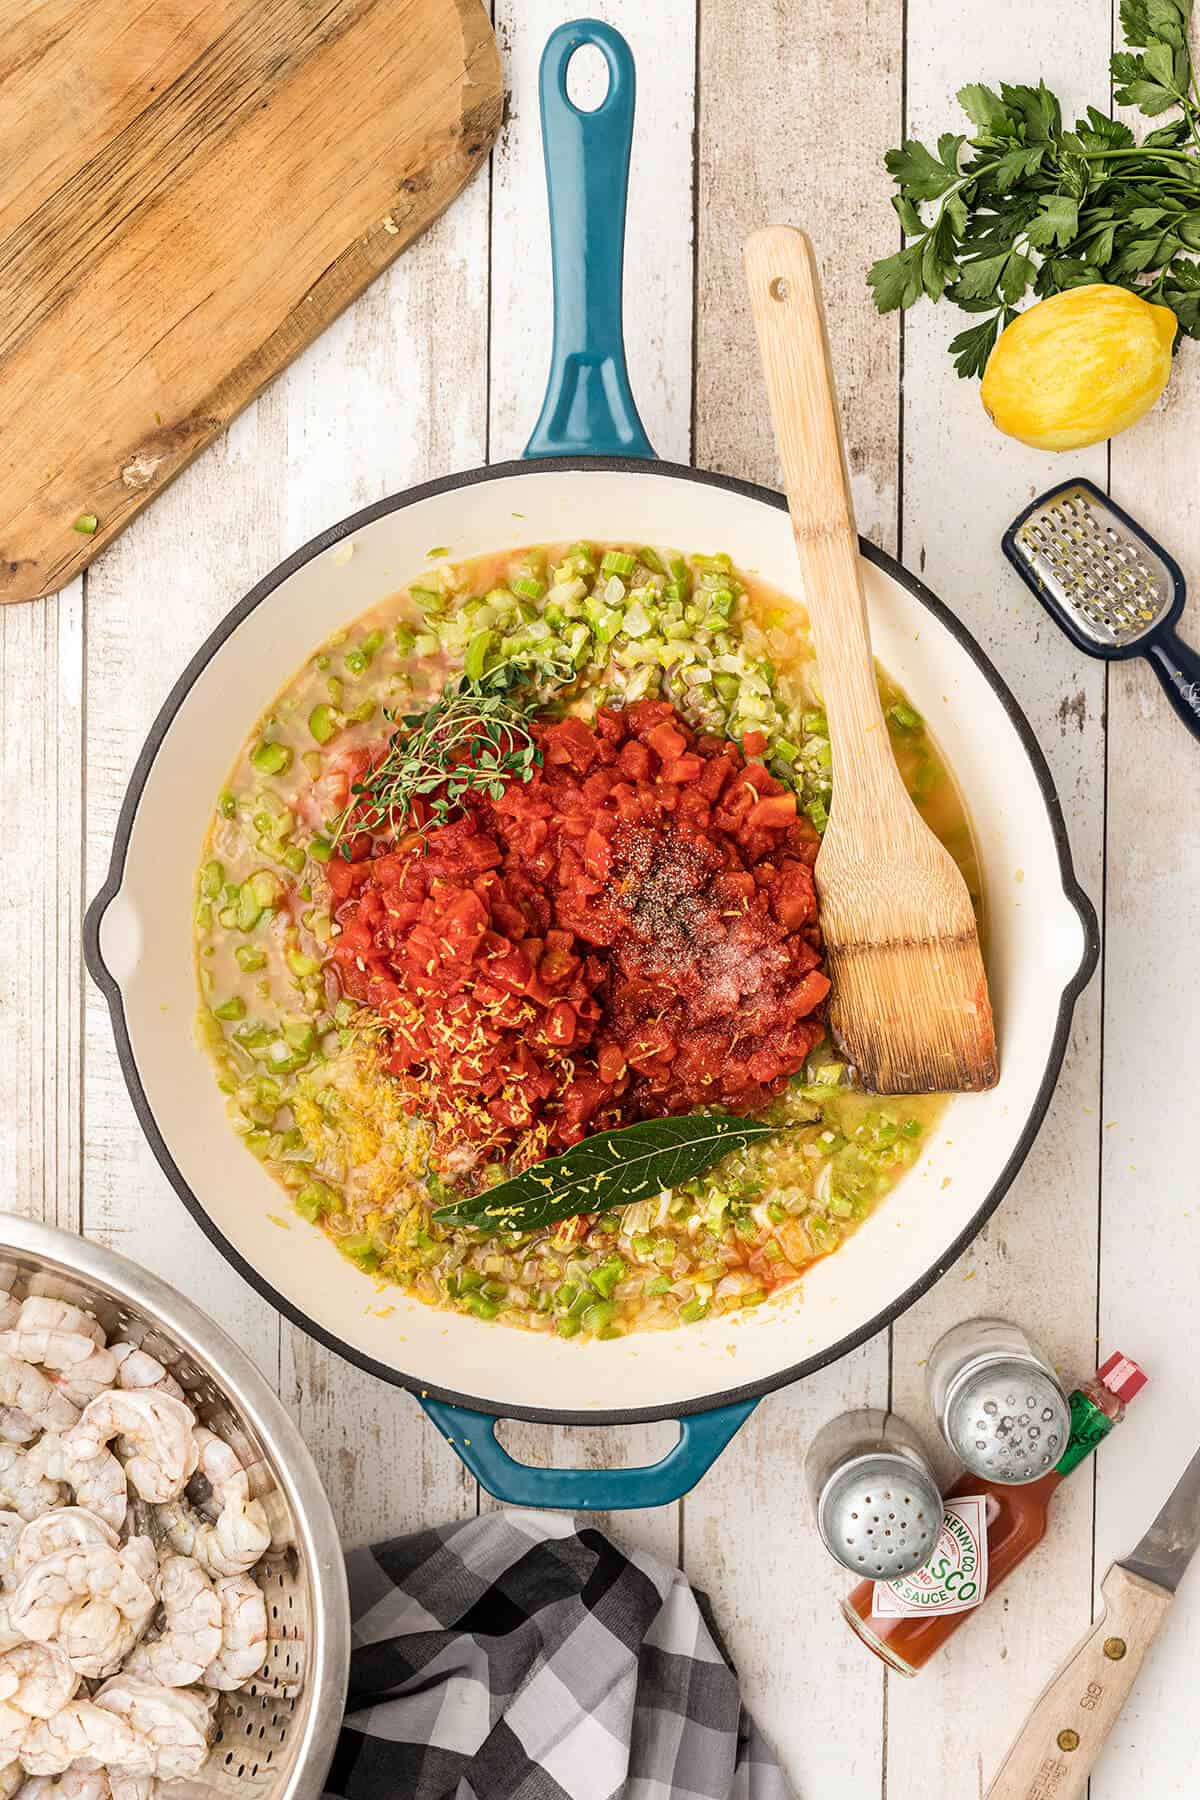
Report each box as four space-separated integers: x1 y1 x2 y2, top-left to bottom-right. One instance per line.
419 1397 756 1509
523 19 655 461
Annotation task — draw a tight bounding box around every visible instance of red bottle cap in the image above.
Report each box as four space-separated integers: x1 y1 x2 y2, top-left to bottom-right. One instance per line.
1098 1352 1147 1402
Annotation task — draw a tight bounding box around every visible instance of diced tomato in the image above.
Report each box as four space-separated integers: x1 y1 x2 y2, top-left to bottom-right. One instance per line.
322 693 828 1161
748 793 797 830
646 721 687 763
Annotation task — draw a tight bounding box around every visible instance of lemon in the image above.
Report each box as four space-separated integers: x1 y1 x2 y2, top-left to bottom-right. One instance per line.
980 285 1177 451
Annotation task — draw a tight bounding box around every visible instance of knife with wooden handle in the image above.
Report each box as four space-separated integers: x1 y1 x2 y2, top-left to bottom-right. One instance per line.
986 1441 1200 1799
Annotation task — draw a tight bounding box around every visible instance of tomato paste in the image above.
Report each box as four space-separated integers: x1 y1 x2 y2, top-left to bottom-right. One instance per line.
326 699 829 1161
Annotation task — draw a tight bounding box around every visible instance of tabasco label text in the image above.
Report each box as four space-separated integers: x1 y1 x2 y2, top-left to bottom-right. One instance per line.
872 1496 989 1618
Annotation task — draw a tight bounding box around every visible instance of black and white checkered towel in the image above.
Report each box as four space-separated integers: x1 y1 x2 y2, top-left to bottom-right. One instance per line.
325 1509 793 1800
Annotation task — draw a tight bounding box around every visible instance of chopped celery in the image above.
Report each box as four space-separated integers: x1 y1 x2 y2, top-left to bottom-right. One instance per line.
887 700 922 732
308 704 340 744
295 1182 336 1222
590 1255 625 1299
465 629 496 681
251 740 292 777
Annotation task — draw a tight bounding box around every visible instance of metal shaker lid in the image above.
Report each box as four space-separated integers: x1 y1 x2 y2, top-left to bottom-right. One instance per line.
817 1452 943 1580
942 1358 1071 1484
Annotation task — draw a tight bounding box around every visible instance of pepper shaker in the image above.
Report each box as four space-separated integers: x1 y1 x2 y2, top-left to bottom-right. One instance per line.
928 1317 1072 1484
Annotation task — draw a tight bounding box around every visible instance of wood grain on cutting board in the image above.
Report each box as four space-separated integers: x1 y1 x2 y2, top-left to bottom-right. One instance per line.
0 0 502 603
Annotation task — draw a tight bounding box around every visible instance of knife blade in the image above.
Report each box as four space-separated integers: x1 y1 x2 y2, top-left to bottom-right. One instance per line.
1119 1439 1200 1592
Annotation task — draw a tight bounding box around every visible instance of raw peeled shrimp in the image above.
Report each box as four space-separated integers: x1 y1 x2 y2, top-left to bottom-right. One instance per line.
0 1761 19 1800
13 1514 118 1582
18 1700 151 1777
0 1452 61 1526
0 1365 76 1443
65 1397 196 1508
0 1416 36 1449
107 1351 182 1406
158 1487 270 1579
9 1542 157 1679
0 1709 25 1762
18 1774 118 1800
91 1679 210 1781
190 1430 249 1506
107 1778 158 1800
0 1646 77 1720
203 1573 267 1690
0 1514 24 1580
23 1443 126 1536
0 1311 115 1414
8 1308 103 1352
125 1558 220 1689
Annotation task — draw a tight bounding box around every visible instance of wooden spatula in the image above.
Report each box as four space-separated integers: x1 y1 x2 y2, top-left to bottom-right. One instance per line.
744 225 997 1093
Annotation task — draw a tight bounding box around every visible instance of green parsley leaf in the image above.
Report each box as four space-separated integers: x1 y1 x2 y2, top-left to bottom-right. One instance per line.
884 138 960 200
1025 195 1080 248
956 83 1011 134
870 28 1200 375
948 314 1005 379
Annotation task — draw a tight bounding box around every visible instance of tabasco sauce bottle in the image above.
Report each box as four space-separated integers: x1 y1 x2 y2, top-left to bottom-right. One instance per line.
841 1346 1146 1675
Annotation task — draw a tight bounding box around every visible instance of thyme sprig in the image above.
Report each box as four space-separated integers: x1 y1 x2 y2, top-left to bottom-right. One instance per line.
330 657 571 856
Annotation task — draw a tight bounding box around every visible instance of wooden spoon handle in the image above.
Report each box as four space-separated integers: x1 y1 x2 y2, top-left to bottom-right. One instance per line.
985 1564 1173 1800
743 225 901 827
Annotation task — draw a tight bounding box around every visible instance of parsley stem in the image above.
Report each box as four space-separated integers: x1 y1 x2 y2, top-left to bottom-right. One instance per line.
1074 146 1195 164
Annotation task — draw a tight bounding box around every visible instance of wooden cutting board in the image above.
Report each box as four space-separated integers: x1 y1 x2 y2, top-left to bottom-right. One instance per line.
0 0 502 603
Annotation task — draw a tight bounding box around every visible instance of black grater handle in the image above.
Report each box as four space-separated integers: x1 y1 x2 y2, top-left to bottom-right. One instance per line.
1144 627 1200 743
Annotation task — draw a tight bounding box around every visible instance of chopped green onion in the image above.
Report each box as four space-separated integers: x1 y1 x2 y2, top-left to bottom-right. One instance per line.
73 513 98 535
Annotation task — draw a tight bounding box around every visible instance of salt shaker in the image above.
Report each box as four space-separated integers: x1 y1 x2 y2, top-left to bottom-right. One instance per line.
927 1317 1071 1484
805 1408 943 1580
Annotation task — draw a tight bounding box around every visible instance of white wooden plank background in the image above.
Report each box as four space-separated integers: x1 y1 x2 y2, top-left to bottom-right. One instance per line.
2 1 1198 1794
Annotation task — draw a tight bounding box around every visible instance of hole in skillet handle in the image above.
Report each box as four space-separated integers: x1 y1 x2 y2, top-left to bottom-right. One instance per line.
565 41 611 112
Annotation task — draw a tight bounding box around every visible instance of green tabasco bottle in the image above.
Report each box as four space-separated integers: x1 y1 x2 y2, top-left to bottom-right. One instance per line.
841 1352 1147 1675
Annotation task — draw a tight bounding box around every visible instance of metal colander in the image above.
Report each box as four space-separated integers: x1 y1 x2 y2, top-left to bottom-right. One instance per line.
0 1214 349 1800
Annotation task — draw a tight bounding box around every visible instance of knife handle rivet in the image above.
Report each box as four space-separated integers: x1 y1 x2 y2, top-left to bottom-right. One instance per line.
1057 1729 1081 1753
1103 1636 1127 1661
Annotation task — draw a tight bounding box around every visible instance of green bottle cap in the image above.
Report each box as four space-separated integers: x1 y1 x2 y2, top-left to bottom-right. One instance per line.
1054 1389 1114 1477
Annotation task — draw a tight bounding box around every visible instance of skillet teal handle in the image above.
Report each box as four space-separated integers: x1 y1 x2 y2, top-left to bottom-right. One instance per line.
523 18 655 460
426 19 746 1515
420 1398 757 1510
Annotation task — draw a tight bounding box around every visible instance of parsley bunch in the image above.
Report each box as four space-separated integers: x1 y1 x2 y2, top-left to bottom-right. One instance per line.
870 0 1200 375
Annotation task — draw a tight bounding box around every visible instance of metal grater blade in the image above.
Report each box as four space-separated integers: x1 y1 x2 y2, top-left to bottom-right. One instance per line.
1009 482 1176 649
